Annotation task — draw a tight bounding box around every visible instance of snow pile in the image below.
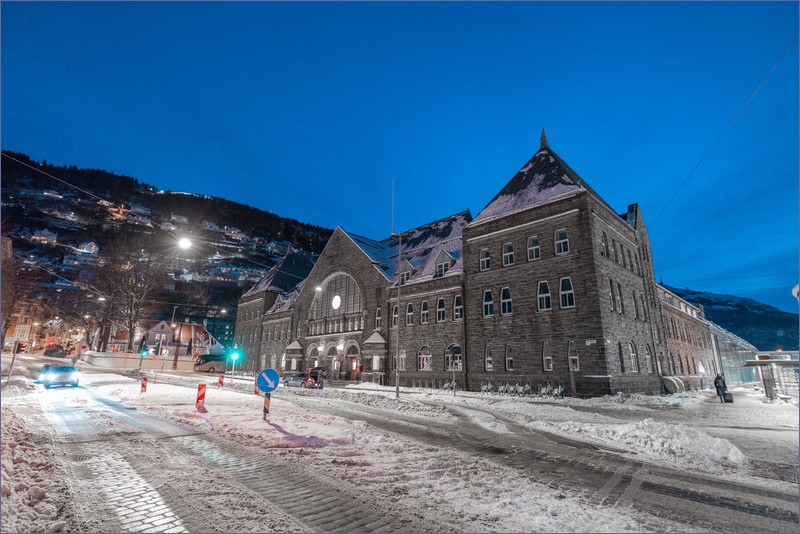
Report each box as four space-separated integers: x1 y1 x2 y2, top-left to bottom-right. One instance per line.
554 418 747 470
1 405 72 533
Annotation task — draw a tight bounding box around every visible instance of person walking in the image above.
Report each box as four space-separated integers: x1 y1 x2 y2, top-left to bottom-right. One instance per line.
713 373 727 403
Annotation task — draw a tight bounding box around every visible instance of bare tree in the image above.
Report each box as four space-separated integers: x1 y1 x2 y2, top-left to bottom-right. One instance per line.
1 254 51 349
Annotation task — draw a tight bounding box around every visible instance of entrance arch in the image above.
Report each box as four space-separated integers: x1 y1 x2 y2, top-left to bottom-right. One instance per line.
346 343 360 380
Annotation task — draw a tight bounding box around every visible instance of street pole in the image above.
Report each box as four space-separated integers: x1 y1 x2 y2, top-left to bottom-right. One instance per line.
395 231 402 399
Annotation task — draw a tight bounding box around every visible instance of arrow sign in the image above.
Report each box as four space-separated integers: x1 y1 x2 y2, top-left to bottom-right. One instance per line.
257 368 280 393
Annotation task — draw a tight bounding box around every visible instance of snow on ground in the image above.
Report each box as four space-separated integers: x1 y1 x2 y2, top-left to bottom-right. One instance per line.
1 357 798 532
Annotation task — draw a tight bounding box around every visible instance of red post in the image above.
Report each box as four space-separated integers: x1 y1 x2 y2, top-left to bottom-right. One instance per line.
254 375 259 395
196 384 207 412
218 374 224 389
140 376 148 393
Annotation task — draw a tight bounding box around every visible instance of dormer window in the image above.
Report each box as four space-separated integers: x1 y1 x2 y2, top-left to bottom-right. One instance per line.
436 262 449 277
400 271 411 285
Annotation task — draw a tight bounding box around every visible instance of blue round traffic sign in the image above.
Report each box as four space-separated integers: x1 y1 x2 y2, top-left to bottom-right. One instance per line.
257 368 281 393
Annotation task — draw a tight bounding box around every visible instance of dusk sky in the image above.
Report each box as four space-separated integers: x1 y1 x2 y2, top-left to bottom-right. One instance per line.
2 2 798 313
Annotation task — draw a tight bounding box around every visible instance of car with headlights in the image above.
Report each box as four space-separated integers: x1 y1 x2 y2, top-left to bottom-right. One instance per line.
36 364 53 383
44 344 67 358
40 365 80 388
284 372 315 388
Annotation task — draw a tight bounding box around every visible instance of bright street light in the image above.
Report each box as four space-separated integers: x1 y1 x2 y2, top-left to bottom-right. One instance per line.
178 237 192 250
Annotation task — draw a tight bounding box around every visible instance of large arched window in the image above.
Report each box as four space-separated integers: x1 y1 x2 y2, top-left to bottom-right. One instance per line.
418 345 432 371
310 273 364 323
445 344 462 371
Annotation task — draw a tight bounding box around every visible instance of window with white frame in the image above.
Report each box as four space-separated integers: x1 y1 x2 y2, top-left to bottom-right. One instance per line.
645 344 653 373
527 237 541 261
504 343 513 371
612 238 619 262
633 293 640 319
480 249 491 270
435 261 450 277
618 342 626 373
559 277 575 308
568 340 579 371
372 355 381 371
627 250 634 273
437 298 446 322
420 301 429 324
484 345 493 371
395 348 406 371
280 354 286 370
418 345 432 371
446 343 462 371
555 229 569 255
392 305 398 326
500 287 512 315
483 290 494 317
601 232 608 257
537 281 552 311
406 303 413 325
290 358 298 371
400 271 411 285
629 342 640 372
453 295 463 320
617 283 625 314
609 279 616 311
502 243 514 266
542 342 553 371
621 245 627 268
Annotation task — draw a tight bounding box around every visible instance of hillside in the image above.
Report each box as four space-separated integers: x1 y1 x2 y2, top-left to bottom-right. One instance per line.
0 151 332 254
663 285 798 351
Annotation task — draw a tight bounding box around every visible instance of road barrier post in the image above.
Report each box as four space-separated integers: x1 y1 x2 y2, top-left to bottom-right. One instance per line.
196 384 207 413
218 374 224 389
140 376 147 393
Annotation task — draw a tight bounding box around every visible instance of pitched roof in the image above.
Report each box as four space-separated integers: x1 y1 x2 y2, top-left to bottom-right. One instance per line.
341 209 472 284
242 250 315 297
471 131 612 225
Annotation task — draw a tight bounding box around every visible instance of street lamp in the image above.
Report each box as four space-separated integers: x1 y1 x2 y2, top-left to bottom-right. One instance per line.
178 237 192 250
230 350 240 381
392 231 405 399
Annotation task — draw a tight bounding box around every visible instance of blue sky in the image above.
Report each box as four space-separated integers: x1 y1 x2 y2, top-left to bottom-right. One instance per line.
2 2 798 313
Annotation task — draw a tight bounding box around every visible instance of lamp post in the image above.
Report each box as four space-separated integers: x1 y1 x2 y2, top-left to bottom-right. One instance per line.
230 349 240 382
392 231 403 399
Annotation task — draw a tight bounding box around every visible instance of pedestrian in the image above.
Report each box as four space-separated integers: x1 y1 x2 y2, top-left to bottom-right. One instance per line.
318 375 324 390
263 393 271 421
713 373 727 403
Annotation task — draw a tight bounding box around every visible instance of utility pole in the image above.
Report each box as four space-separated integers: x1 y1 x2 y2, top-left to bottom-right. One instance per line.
395 230 402 399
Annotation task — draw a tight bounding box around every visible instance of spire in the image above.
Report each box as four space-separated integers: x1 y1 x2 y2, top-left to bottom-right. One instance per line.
540 128 549 151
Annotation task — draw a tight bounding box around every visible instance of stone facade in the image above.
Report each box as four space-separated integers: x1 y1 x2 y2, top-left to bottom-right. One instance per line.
235 132 744 396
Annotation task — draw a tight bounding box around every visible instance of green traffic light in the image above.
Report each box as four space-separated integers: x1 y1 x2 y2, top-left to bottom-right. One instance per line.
230 351 240 361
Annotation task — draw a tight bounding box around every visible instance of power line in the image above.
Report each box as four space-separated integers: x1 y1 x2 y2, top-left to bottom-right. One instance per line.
651 37 798 227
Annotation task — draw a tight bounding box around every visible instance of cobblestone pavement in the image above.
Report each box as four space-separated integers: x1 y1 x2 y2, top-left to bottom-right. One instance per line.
33 386 453 533
286 394 799 533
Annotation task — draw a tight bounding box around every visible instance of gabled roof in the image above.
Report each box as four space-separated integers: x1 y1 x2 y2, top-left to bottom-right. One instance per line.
242 250 315 297
471 130 613 225
341 209 472 284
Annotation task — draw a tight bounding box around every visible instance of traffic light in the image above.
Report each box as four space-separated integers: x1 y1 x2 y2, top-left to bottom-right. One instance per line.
14 341 26 354
140 347 149 357
229 349 240 362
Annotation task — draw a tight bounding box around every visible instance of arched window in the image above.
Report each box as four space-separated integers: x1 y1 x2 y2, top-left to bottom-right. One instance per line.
375 308 382 329
618 342 626 373
559 277 575 308
445 344 462 371
645 344 653 373
629 341 640 373
310 273 363 320
500 287 512 315
418 345 432 371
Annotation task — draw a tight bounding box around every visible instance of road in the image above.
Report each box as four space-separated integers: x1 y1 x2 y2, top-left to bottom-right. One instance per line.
4 361 799 532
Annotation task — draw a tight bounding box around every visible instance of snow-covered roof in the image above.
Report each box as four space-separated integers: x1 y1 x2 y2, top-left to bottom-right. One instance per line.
341 210 471 284
471 131 615 225
242 251 315 297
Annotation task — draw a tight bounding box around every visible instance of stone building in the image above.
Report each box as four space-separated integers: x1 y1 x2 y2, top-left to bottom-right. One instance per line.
235 131 745 396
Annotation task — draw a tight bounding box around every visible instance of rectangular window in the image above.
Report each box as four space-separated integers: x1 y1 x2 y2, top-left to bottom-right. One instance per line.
559 277 575 308
617 283 625 314
399 349 406 371
483 290 494 317
601 232 608 257
527 237 541 261
504 343 513 371
609 279 616 311
372 355 381 371
375 308 382 329
542 342 553 371
612 238 619 262
484 345 493 371
630 343 640 373
435 262 449 277
537 281 552 311
621 245 627 268
406 303 413 325
421 301 429 324
627 250 634 273
500 287 512 315
480 249 491 271
290 358 298 371
400 271 411 285
555 229 569 255
453 295 464 320
437 298 446 322
568 340 579 371
633 292 640 319
418 352 432 371
502 243 514 266
392 305 398 326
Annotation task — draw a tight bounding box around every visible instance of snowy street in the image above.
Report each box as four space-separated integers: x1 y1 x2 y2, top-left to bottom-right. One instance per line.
2 355 798 533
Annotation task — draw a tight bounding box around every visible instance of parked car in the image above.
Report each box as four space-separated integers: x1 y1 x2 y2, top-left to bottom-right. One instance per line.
309 367 328 381
44 344 67 358
284 372 315 388
193 355 228 374
40 365 80 388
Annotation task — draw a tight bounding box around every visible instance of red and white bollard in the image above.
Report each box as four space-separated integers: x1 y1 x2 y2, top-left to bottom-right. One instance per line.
218 374 224 389
196 384 207 413
254 375 260 395
140 376 148 393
